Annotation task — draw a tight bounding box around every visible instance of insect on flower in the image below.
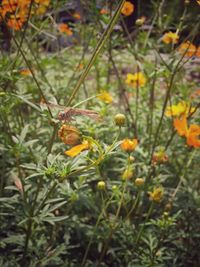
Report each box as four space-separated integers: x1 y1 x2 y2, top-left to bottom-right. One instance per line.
44 102 100 122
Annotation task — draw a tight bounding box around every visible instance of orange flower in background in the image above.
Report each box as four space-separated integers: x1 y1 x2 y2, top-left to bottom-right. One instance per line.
35 0 50 6
7 17 26 30
126 72 146 88
162 31 179 44
178 41 197 57
20 68 32 76
174 115 200 148
121 138 138 152
121 1 134 16
187 125 200 148
196 46 200 57
0 0 50 30
73 12 81 20
100 8 109 15
174 115 188 136
58 23 73 36
196 0 200 4
65 141 90 157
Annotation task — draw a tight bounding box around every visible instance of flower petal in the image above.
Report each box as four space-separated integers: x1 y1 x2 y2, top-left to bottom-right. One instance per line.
65 142 89 157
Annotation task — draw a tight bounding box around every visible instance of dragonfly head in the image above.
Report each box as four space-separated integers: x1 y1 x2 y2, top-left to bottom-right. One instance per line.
58 111 66 121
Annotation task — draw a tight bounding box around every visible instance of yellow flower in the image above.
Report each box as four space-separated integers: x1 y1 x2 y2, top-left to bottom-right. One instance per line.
121 1 134 16
97 91 113 104
165 101 195 117
196 0 200 5
58 124 80 145
149 187 164 203
162 31 179 44
120 138 138 152
125 72 146 88
65 141 89 157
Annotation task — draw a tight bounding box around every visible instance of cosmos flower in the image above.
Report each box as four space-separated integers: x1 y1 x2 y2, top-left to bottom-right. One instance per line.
120 138 138 152
97 91 113 104
165 101 195 117
126 72 146 88
58 23 73 36
121 1 134 16
162 31 179 44
174 115 200 148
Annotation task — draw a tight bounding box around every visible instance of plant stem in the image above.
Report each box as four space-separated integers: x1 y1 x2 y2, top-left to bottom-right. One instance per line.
66 0 126 107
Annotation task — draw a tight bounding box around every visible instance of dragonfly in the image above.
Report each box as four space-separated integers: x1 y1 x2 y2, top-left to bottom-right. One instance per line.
43 102 100 122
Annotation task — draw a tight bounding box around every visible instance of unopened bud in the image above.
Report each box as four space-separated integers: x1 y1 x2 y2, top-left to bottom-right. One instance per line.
114 113 126 126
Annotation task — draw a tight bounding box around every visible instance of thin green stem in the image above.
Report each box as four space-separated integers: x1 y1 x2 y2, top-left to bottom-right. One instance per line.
66 0 126 107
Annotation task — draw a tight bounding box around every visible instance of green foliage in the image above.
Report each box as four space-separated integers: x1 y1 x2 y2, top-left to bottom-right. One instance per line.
0 0 200 266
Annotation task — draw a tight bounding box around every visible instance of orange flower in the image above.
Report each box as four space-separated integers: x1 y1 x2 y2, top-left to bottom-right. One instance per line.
20 68 31 76
174 115 200 148
187 125 200 148
58 23 73 36
174 115 188 137
162 31 179 44
178 41 197 57
120 138 138 152
73 12 81 20
100 8 108 15
65 141 89 157
35 0 50 6
196 46 200 57
121 1 134 16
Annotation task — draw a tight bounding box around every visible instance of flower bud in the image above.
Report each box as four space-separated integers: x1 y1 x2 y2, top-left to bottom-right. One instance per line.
112 185 117 190
122 168 134 180
129 156 135 162
58 124 80 145
135 178 145 187
135 16 146 26
97 181 106 190
114 113 126 126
